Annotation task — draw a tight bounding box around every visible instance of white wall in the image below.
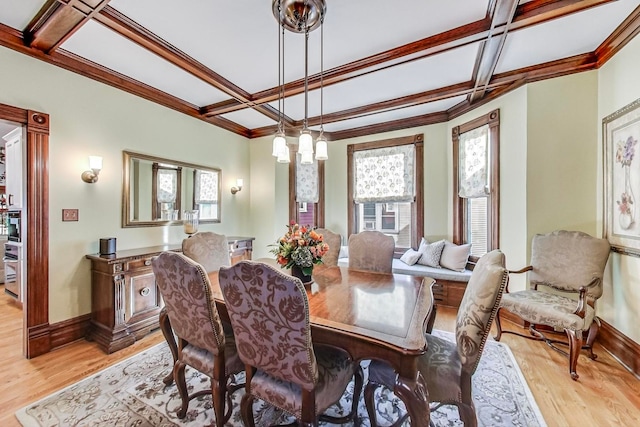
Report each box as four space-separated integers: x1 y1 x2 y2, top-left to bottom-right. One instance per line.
598 35 640 342
0 46 251 323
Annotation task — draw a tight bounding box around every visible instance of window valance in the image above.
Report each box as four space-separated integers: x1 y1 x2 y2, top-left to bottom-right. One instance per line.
458 124 489 199
353 144 415 203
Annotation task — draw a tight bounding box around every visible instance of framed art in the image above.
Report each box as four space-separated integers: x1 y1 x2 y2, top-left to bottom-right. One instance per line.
603 98 640 255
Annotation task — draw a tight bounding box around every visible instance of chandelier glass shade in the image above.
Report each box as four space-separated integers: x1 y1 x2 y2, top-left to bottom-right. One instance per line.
271 0 328 164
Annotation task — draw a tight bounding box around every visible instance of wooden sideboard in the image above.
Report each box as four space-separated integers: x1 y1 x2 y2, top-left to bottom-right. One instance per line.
85 236 254 353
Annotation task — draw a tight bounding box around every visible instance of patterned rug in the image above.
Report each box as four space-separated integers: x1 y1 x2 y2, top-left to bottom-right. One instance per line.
15 330 546 426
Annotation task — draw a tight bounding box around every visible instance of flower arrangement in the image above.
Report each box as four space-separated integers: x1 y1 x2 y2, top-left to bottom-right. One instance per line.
270 222 329 276
615 136 638 167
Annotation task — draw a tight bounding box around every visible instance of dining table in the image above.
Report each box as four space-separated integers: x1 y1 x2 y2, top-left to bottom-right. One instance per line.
161 258 435 426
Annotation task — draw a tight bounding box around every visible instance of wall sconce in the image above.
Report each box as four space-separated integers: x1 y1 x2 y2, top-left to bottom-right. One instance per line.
231 178 243 195
81 156 103 184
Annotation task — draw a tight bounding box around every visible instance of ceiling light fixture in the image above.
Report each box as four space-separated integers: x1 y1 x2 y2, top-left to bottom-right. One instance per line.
272 0 328 164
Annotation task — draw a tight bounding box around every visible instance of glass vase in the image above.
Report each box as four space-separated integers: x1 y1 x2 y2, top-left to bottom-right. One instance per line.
183 210 199 236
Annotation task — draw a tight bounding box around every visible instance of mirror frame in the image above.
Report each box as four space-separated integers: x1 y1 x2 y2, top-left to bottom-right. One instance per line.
122 150 222 228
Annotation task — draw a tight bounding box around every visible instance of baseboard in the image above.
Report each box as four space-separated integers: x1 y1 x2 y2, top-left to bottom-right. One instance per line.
49 314 92 350
598 319 640 378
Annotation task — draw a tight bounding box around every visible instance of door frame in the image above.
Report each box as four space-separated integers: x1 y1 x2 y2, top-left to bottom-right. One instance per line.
0 102 50 358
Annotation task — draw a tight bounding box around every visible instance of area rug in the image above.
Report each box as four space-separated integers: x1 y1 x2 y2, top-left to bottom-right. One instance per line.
15 330 546 426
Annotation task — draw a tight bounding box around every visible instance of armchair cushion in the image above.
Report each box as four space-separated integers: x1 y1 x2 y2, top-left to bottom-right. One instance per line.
500 290 595 331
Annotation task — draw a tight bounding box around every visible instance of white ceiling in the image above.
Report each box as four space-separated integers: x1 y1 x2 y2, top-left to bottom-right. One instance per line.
1 0 639 138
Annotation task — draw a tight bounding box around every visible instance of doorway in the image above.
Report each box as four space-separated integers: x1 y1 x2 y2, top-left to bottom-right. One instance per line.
0 102 50 358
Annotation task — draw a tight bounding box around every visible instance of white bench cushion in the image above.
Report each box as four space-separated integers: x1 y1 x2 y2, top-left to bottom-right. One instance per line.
337 258 472 282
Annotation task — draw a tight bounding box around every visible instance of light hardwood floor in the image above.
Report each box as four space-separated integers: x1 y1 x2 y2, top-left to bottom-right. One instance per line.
0 290 638 426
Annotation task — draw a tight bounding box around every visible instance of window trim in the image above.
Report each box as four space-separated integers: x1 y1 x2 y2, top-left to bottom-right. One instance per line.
347 134 424 250
288 145 325 227
452 109 500 253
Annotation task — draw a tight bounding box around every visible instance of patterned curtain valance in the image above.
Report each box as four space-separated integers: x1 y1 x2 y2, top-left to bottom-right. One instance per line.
296 154 319 203
157 168 177 203
458 124 489 199
354 144 415 203
195 170 218 204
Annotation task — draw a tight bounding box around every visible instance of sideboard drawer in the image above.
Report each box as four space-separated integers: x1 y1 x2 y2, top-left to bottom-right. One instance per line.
125 257 154 271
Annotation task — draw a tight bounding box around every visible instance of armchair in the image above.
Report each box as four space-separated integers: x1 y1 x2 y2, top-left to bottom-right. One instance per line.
495 230 610 380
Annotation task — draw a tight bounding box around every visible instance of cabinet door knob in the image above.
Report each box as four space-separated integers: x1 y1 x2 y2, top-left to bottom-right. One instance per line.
140 287 151 297
144 259 152 266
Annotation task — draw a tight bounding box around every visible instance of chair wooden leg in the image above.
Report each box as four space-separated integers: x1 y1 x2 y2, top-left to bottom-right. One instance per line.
457 402 478 427
494 307 503 341
211 376 226 427
585 319 600 360
565 329 583 381
160 307 178 385
240 392 256 427
173 361 189 418
364 381 380 427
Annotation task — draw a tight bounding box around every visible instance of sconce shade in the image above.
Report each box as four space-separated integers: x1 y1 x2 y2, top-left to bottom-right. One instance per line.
231 178 244 195
82 155 102 183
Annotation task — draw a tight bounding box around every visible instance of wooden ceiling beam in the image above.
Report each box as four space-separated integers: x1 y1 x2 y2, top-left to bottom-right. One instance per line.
468 0 519 103
595 4 640 66
26 0 111 53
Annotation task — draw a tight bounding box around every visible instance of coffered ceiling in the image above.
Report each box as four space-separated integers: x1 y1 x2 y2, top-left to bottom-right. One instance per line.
1 0 639 141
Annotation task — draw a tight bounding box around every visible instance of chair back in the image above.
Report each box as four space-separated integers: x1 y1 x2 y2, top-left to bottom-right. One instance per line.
152 251 226 354
530 230 610 298
182 231 231 273
455 249 508 375
348 230 395 273
315 228 341 267
219 261 318 389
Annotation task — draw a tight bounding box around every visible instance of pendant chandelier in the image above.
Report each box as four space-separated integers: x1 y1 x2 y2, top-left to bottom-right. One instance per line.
271 0 328 164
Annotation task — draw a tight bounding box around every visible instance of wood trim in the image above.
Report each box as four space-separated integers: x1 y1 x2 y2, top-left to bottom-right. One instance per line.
452 109 500 250
50 314 92 350
0 103 51 358
25 110 51 358
599 319 640 377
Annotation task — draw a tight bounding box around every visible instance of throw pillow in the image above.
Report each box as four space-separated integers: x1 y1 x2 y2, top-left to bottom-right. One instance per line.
416 239 445 267
440 241 472 272
400 248 422 266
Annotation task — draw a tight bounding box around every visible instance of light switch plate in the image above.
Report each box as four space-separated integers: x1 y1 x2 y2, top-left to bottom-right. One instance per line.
62 209 78 222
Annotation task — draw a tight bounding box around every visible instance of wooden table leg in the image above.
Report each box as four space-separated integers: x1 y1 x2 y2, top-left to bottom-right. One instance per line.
394 371 430 427
159 307 178 385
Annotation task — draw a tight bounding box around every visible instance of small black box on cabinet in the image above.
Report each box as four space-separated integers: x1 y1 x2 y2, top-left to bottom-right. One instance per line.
99 238 116 255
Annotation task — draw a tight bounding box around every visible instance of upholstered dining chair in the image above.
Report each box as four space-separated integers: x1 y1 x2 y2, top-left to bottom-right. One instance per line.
365 249 509 427
348 230 395 273
315 227 342 267
218 261 364 427
161 231 232 385
182 231 231 273
495 230 610 380
152 251 244 427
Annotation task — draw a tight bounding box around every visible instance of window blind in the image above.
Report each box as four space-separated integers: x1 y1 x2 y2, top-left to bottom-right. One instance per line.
194 170 218 204
157 169 177 203
354 144 415 203
459 124 489 199
468 196 489 257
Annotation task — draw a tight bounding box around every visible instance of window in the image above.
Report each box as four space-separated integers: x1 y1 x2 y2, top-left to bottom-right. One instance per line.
288 146 325 227
452 109 500 258
152 163 182 220
348 134 424 250
193 169 219 221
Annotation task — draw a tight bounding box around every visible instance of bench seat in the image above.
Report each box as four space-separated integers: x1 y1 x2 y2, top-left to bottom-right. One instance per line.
337 257 471 307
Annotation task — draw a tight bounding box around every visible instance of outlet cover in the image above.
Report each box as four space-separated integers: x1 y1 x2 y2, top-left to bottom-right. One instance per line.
62 209 78 222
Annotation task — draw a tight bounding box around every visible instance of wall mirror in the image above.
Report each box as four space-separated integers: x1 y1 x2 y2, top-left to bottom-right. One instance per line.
122 151 221 227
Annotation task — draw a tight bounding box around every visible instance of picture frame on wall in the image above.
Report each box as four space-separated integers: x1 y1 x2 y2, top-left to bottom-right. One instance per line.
603 97 640 255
